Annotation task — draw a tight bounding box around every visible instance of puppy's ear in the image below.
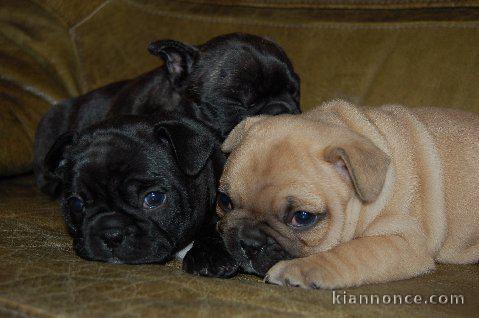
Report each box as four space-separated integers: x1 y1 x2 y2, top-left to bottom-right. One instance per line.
148 40 198 86
324 134 390 203
222 115 270 153
155 121 214 176
42 131 75 196
44 131 74 173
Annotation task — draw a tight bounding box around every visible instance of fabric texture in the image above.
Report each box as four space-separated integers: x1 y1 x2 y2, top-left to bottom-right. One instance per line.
0 1 478 316
0 0 478 175
177 0 479 9
0 175 478 317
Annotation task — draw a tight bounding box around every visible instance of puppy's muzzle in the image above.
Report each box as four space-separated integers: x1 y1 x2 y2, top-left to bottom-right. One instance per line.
100 226 126 248
94 213 140 249
237 224 271 257
76 211 174 264
223 220 291 277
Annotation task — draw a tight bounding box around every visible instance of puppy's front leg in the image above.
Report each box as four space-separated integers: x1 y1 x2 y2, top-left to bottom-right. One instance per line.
182 217 239 278
266 235 435 289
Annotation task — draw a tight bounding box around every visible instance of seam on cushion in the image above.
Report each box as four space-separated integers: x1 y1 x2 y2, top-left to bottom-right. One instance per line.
122 0 479 30
68 30 88 94
68 0 112 94
176 0 479 9
25 0 88 97
0 31 71 104
70 0 112 31
30 0 110 30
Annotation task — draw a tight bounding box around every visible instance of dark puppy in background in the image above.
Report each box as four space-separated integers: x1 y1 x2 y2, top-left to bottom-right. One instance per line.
34 33 301 276
35 33 300 196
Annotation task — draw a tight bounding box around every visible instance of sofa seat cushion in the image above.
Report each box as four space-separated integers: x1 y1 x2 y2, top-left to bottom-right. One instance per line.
0 175 478 317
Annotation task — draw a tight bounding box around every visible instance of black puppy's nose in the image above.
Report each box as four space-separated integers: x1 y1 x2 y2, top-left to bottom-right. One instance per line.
238 225 268 252
101 228 124 248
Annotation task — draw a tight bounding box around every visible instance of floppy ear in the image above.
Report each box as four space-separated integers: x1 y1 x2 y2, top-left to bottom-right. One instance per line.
44 131 75 174
155 120 215 176
324 134 390 203
148 39 198 86
221 115 270 153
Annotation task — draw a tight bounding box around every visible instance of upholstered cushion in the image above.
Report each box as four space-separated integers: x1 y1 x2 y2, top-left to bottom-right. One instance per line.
178 0 479 9
0 175 478 317
0 0 478 175
0 2 478 316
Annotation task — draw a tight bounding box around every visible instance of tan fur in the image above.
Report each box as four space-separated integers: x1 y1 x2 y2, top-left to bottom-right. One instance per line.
218 100 479 289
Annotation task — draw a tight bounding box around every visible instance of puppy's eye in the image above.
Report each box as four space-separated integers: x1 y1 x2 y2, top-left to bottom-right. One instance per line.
290 211 321 228
143 191 166 209
66 196 85 214
217 191 233 212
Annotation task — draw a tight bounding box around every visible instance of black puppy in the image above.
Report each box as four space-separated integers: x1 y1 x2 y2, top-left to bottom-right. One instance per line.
34 33 300 196
41 114 224 263
43 114 230 268
34 33 301 275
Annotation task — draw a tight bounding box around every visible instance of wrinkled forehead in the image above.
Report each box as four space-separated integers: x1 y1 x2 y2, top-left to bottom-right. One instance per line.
71 136 142 164
199 42 294 78
222 141 330 216
223 131 308 189
202 35 286 58
222 117 332 186
67 135 172 181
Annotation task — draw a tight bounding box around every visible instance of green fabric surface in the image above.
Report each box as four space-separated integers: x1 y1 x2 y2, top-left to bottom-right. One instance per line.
1 0 478 176
0 2 478 315
0 175 478 317
0 0 82 176
177 0 479 10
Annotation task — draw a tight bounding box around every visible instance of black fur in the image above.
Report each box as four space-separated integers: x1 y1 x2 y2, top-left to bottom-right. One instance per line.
33 33 300 276
221 220 292 277
43 114 223 264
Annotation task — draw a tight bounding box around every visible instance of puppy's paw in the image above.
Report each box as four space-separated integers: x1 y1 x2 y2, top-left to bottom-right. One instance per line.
182 242 239 278
264 258 346 289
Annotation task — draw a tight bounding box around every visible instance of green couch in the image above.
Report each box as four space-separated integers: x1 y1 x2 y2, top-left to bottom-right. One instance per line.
1 1 478 316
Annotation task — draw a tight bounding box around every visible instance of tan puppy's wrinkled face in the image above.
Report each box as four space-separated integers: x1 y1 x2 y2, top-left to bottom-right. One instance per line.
217 115 389 276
